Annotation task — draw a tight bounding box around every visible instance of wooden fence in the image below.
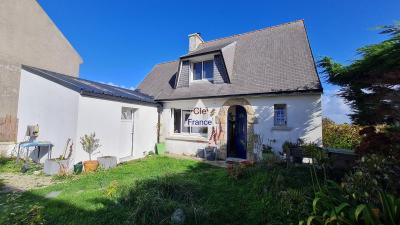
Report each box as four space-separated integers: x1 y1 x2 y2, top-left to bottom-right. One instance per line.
0 115 18 142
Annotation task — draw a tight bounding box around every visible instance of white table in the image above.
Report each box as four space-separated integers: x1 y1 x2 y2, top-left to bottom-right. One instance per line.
17 141 54 162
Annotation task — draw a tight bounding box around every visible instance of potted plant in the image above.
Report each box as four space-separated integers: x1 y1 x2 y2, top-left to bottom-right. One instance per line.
261 138 276 161
97 155 117 169
282 139 304 164
80 133 101 172
44 138 73 175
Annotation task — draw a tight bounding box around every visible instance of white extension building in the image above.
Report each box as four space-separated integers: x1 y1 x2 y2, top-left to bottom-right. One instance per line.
16 66 158 163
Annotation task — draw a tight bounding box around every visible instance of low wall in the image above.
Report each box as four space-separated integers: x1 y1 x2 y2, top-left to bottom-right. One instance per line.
0 142 16 157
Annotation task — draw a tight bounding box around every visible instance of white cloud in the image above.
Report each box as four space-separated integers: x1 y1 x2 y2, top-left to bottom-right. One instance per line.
322 88 352 124
100 81 136 90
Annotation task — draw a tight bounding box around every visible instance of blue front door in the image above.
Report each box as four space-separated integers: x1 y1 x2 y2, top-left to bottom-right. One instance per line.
227 106 247 159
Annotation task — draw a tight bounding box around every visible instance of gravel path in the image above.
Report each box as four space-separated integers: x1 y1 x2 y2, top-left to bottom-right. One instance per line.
0 173 54 193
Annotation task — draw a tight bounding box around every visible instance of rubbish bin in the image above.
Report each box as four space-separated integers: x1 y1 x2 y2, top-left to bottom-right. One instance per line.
73 162 83 174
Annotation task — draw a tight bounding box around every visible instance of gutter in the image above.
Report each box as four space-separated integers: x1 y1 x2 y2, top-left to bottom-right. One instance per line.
155 89 323 101
80 91 160 107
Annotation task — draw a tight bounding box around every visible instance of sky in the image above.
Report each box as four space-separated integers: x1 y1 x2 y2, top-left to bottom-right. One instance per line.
37 0 400 124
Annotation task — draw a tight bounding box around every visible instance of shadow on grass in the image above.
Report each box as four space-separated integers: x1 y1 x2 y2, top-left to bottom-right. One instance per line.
1 158 316 225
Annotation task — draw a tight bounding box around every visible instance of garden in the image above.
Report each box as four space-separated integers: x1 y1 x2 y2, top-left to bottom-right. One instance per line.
0 155 317 225
1 124 399 225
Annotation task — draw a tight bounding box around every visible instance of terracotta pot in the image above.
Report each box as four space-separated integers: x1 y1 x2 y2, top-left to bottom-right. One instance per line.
84 160 99 172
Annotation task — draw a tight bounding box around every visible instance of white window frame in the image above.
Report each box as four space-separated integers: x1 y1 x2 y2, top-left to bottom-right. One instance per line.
190 60 214 82
121 107 134 121
173 108 208 137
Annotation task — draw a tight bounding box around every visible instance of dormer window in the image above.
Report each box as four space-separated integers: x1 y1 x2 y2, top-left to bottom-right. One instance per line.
192 60 213 81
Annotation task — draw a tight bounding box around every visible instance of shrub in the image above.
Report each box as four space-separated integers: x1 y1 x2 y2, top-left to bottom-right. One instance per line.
278 188 310 220
356 126 400 160
300 189 400 225
80 133 101 160
342 154 400 205
322 118 361 149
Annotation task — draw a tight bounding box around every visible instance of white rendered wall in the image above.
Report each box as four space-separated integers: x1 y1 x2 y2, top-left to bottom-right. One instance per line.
17 70 80 162
74 96 158 163
250 94 322 151
160 94 322 156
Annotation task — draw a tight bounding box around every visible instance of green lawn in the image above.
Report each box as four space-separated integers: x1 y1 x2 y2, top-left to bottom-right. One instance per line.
0 156 314 225
0 157 42 174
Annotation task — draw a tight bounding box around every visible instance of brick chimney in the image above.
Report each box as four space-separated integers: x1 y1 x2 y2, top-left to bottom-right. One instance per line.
188 33 203 52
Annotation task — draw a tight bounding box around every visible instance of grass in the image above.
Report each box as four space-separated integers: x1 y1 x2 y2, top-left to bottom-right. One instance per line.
0 156 315 225
0 157 42 174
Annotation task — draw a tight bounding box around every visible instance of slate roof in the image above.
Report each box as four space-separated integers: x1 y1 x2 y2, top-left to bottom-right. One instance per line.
22 65 156 105
138 20 323 101
181 42 233 58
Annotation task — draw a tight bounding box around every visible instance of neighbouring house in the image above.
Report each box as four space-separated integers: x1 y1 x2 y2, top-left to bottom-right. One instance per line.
16 66 159 163
0 0 159 164
0 0 82 150
138 20 323 160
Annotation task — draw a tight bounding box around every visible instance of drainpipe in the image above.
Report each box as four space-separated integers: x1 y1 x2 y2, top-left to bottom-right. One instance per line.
157 104 163 144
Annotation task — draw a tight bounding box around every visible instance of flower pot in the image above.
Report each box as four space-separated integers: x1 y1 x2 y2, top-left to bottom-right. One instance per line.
156 143 166 155
73 162 83 174
97 156 117 169
84 160 99 172
371 208 380 219
43 159 70 175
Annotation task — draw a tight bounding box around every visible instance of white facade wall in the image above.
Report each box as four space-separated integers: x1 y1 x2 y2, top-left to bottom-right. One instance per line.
17 70 80 162
160 94 322 156
251 95 322 150
74 96 158 163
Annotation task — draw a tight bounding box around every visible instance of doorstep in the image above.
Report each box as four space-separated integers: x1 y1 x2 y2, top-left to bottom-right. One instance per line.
165 135 208 143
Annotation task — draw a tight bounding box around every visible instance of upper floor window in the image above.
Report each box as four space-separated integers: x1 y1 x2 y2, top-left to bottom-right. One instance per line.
274 104 287 126
192 60 213 81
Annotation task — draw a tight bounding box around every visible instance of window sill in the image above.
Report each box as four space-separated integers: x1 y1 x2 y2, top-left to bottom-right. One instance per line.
271 126 292 131
190 79 213 84
166 135 209 143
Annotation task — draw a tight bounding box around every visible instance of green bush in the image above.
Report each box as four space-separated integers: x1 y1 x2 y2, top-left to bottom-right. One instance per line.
322 118 361 150
342 154 400 205
356 125 400 160
300 189 400 225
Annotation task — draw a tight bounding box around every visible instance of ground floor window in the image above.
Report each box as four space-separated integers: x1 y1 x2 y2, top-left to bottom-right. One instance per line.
121 107 134 120
173 108 208 136
274 104 287 126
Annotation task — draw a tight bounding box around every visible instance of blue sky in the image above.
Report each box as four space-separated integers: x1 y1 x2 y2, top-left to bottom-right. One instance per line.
37 0 399 123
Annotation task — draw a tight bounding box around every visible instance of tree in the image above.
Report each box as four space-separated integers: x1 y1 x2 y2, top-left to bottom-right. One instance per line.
319 22 400 125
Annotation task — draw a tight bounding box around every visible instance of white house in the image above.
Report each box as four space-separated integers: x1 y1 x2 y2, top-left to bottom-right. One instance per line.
16 66 159 163
138 20 323 161
10 20 322 164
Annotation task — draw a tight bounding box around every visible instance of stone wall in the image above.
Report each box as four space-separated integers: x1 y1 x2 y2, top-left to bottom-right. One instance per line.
0 0 82 76
0 59 20 118
0 0 83 141
216 98 256 161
